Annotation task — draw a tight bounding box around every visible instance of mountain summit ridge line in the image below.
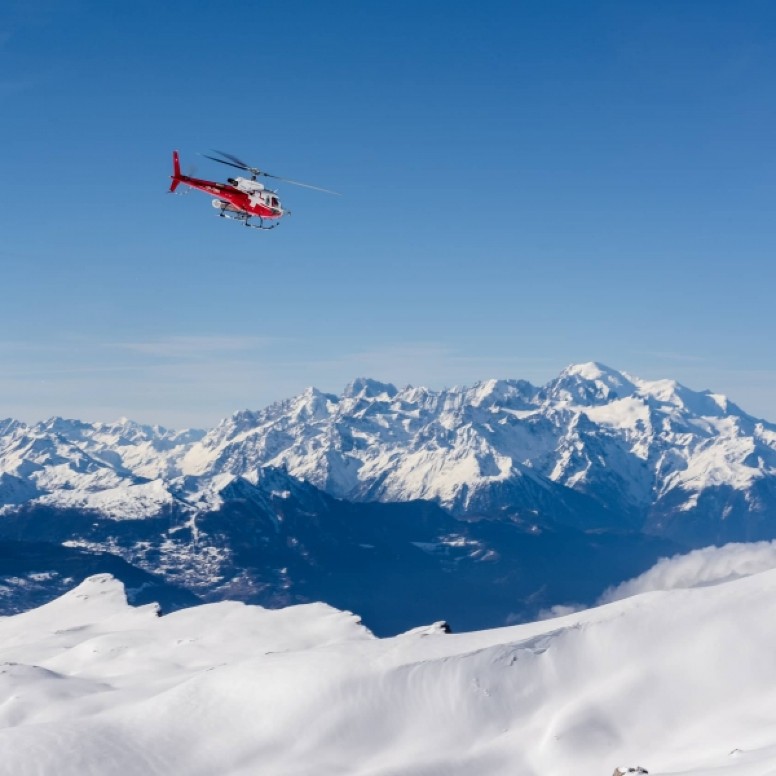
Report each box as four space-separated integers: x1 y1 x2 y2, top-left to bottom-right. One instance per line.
1 361 775 546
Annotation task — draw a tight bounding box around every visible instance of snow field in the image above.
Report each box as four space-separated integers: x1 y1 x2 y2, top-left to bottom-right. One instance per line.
2 567 776 774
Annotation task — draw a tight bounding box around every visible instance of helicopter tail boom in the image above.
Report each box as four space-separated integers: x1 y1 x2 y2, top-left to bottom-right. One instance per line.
169 150 182 193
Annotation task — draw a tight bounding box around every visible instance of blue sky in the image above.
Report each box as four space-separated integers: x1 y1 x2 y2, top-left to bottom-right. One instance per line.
1 0 775 427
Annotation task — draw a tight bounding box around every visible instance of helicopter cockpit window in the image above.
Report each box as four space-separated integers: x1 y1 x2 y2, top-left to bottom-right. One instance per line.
271 197 279 208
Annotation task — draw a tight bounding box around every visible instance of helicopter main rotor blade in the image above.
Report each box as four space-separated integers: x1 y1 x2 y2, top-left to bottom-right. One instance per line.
211 149 253 169
200 153 249 172
261 173 341 195
202 149 340 194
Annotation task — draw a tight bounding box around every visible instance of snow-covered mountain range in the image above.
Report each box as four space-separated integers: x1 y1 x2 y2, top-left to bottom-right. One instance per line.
3 362 775 538
1 362 775 631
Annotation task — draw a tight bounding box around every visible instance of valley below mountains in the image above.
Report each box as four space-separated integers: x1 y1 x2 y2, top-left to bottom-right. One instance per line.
1 362 775 634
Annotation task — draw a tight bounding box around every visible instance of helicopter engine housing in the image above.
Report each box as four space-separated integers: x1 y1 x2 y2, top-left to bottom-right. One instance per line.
233 177 265 194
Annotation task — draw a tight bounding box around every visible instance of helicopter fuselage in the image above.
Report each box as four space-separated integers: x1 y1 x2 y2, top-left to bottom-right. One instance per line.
174 173 283 219
169 152 283 221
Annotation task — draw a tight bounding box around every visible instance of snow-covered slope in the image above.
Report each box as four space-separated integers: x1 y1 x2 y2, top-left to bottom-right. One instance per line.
0 417 202 518
2 363 775 544
1 568 776 775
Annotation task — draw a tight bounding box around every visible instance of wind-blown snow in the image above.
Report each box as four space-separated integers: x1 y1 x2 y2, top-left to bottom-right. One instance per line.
2 569 776 775
600 540 776 603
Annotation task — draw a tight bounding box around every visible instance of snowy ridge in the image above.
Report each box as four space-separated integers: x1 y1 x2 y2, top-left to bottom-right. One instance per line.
177 363 776 536
1 363 776 543
1 568 776 774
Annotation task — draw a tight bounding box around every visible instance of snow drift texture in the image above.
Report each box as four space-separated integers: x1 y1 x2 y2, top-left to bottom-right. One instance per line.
1 560 776 776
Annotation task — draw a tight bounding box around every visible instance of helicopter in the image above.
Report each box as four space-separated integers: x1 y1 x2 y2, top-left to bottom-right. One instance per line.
169 149 339 230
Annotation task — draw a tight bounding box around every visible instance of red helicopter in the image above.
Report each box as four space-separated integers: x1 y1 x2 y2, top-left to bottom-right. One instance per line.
169 150 339 230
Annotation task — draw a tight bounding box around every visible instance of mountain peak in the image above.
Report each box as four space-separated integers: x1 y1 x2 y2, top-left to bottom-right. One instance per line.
547 362 636 405
560 361 626 383
0 418 25 437
469 378 536 408
342 378 398 400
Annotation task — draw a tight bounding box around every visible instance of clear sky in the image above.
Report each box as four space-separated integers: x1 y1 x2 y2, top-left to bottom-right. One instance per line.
1 0 775 428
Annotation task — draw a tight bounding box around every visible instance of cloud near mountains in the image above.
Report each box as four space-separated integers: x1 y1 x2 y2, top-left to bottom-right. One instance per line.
601 541 776 603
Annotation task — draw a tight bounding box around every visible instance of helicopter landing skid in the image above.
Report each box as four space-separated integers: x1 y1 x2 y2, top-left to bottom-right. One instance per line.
244 218 279 231
217 208 279 230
